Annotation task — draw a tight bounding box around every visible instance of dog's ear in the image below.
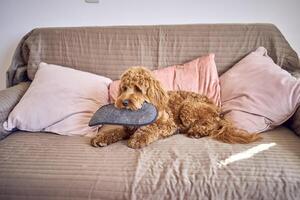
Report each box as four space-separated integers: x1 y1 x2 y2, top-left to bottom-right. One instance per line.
117 82 128 98
146 79 169 110
117 83 123 98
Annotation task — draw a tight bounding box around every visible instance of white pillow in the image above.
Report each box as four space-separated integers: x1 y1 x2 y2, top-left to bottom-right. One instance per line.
4 62 112 137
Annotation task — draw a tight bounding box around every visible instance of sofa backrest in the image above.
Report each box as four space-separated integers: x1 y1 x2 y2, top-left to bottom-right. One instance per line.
7 24 299 86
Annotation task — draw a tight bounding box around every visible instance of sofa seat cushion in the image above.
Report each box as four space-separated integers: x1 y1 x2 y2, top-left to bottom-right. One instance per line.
0 126 299 199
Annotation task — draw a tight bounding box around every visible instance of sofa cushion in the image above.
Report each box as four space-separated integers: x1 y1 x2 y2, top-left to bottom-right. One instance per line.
3 62 112 136
0 126 299 199
109 54 221 106
220 47 300 133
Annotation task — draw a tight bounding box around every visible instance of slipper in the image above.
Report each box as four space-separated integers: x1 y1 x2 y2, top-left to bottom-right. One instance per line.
89 103 158 126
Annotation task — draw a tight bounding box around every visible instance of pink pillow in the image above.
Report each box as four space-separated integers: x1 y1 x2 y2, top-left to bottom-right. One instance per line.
4 62 112 137
220 47 300 133
109 54 221 106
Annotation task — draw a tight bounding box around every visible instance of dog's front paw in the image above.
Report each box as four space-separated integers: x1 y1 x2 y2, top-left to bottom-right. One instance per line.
186 125 210 139
186 132 205 138
90 134 110 147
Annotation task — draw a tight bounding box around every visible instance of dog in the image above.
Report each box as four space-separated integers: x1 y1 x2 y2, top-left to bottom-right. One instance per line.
91 67 261 148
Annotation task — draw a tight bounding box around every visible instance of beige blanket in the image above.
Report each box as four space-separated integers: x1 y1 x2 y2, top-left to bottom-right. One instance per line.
2 24 300 199
0 127 299 199
7 24 299 87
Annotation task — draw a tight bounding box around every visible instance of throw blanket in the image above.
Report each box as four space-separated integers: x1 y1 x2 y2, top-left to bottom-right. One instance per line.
6 24 300 87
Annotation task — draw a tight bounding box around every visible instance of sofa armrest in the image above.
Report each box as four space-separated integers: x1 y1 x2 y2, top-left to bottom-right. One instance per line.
0 82 30 139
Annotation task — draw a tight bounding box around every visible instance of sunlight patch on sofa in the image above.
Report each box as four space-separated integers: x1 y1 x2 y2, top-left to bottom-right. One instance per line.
217 143 276 167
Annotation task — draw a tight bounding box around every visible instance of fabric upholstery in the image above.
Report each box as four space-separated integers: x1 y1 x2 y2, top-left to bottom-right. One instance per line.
0 82 30 140
7 24 300 87
0 127 299 199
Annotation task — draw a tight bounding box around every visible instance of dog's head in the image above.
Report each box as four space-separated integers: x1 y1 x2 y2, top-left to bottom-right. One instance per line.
115 67 169 111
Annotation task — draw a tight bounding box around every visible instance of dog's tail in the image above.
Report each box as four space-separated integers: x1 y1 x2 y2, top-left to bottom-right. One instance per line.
211 118 262 144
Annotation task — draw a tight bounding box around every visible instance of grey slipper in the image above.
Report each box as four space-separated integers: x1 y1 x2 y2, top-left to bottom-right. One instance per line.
89 103 158 127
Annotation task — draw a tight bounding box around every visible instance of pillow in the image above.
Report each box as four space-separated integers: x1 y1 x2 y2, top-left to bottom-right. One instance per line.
109 54 221 106
220 47 300 133
3 62 112 137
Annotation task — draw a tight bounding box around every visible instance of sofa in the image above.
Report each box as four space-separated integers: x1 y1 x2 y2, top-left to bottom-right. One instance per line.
0 24 300 200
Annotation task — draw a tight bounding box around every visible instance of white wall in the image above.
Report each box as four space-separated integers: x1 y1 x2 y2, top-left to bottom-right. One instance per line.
0 0 299 89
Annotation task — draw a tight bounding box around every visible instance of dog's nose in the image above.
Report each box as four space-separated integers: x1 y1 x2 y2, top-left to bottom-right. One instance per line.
122 99 130 107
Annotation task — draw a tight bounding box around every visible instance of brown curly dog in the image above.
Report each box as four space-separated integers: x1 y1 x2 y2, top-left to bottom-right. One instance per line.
91 67 261 148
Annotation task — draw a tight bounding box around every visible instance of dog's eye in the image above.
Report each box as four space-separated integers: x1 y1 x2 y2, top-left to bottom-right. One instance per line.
134 85 142 93
122 86 127 91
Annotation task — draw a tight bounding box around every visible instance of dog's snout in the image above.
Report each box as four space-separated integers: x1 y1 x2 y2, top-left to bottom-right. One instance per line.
122 99 130 107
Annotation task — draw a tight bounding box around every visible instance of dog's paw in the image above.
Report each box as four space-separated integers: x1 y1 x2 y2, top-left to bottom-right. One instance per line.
186 132 205 138
127 137 147 149
90 134 110 147
186 125 210 139
186 131 207 139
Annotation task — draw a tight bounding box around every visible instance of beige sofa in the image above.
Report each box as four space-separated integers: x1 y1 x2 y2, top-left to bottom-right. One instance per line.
0 24 300 200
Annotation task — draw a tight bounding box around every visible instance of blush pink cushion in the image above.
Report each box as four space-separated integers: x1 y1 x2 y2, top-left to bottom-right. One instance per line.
4 62 112 137
109 54 221 106
220 47 300 133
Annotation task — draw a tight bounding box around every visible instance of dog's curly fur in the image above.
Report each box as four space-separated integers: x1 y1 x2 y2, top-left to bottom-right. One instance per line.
91 67 261 148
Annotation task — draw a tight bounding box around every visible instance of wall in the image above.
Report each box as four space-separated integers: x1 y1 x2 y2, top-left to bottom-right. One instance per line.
0 0 299 89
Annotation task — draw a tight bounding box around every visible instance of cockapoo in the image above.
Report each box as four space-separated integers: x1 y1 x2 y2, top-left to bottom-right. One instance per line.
91 67 261 148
